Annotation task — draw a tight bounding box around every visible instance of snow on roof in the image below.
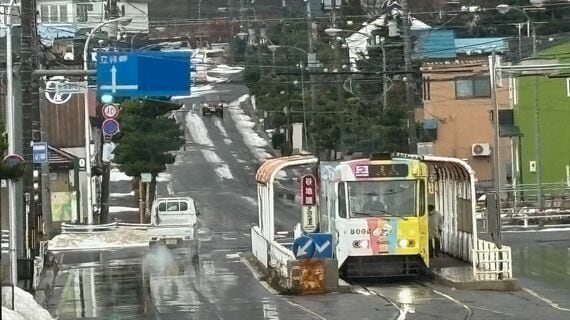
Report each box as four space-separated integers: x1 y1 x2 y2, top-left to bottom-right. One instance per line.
2 286 53 320
346 14 431 70
37 24 77 47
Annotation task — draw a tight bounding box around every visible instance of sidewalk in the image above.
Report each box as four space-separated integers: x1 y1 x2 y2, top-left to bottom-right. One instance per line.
236 96 303 199
108 167 139 223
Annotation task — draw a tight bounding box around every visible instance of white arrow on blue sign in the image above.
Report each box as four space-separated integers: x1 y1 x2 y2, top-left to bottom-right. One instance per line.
306 233 333 259
32 142 48 164
292 236 316 259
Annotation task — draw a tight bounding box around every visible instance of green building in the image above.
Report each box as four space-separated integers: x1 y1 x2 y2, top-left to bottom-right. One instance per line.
515 43 570 187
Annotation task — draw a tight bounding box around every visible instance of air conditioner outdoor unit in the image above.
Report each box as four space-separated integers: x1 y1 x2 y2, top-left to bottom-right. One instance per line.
472 143 491 156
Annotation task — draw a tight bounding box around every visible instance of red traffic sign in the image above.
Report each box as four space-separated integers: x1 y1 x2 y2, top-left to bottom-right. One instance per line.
300 174 317 206
102 118 120 136
102 104 119 119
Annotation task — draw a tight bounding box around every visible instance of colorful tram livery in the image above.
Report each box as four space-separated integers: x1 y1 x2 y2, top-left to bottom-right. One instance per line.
319 155 430 278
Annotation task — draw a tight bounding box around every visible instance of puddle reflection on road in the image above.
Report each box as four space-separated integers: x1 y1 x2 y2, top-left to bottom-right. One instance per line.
511 244 570 289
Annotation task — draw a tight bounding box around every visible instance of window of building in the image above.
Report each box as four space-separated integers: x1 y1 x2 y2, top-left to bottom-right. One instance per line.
59 5 68 22
76 3 93 23
455 77 491 99
40 5 49 22
40 4 69 23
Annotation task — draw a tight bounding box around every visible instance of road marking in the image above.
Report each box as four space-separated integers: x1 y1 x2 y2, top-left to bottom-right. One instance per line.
471 306 514 317
286 300 327 320
523 288 570 312
430 288 473 319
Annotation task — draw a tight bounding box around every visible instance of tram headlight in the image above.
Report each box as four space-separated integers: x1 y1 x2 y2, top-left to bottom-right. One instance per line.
398 239 415 248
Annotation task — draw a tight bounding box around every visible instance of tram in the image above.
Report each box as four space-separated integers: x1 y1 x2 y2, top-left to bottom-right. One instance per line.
319 154 430 278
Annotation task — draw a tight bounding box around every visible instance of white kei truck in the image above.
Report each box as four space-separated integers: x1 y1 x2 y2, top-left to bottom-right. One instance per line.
148 197 200 248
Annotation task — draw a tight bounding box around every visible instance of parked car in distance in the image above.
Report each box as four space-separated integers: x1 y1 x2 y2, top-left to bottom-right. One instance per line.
201 94 225 118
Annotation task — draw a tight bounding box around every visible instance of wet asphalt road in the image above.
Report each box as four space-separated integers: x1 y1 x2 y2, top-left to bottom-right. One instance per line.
48 83 570 320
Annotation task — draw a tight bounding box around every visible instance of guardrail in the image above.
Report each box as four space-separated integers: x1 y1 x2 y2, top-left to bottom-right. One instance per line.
473 239 513 280
61 222 151 233
251 225 296 287
500 212 570 230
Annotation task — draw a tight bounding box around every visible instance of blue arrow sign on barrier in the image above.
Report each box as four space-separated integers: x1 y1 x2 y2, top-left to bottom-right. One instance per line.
96 51 191 97
292 235 316 259
307 233 333 259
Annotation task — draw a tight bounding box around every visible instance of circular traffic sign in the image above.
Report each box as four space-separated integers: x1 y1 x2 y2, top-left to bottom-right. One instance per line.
45 76 73 105
3 154 25 167
102 104 119 119
102 119 120 136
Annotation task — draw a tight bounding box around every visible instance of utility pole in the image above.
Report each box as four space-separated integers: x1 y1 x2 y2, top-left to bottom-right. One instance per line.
305 0 316 151
534 76 543 208
5 0 18 302
21 0 40 256
490 49 502 245
331 0 344 159
401 0 417 154
380 37 388 111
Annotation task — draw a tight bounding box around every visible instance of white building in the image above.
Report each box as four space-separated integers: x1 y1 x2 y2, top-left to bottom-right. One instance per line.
345 13 430 71
36 0 149 33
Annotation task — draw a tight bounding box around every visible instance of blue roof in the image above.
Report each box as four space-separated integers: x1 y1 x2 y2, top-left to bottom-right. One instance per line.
454 38 509 55
413 29 457 59
37 24 78 46
413 29 510 59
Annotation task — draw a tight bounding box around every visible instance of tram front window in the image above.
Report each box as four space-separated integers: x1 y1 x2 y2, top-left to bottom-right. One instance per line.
348 180 416 218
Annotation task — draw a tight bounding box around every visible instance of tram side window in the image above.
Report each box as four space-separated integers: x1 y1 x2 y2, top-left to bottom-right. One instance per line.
338 182 347 218
419 181 426 216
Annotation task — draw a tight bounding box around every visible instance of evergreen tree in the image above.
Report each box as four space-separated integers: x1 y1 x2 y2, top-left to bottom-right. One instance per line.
112 99 184 209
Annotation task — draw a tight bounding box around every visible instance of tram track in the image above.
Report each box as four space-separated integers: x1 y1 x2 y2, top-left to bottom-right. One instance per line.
352 279 473 320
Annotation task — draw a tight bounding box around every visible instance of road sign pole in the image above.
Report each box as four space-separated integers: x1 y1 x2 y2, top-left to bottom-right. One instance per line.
82 17 130 225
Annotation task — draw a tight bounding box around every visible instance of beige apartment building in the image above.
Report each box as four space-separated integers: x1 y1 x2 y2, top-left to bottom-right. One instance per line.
419 56 514 186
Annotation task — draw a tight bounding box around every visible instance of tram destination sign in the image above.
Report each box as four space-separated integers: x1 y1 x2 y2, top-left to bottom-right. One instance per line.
354 164 408 178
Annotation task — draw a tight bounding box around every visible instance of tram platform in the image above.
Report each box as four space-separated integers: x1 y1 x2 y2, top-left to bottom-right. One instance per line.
429 254 520 291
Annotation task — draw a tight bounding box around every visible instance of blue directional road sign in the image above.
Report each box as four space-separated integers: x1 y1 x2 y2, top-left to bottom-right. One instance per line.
307 233 333 259
292 235 316 260
97 51 191 97
32 142 48 164
102 119 120 136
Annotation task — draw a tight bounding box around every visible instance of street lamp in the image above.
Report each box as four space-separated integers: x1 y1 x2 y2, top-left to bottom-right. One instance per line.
83 17 132 225
496 4 536 56
267 44 309 151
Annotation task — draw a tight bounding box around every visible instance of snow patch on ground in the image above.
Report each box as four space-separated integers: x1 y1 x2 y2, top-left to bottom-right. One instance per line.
108 206 139 213
241 196 258 207
171 84 216 100
156 172 172 182
2 286 54 320
110 168 131 182
200 149 234 180
185 112 214 147
48 228 150 251
109 191 135 198
206 75 225 83
210 64 244 74
228 95 273 162
213 118 232 145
